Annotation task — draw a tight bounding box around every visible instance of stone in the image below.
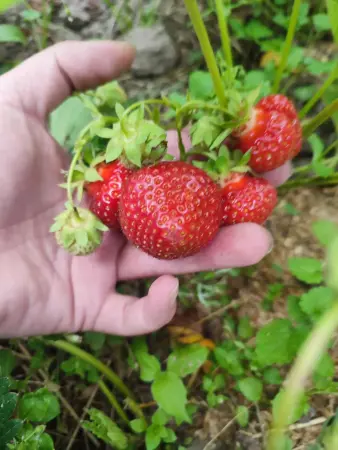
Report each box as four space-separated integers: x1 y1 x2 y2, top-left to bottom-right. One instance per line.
121 24 179 77
59 0 108 31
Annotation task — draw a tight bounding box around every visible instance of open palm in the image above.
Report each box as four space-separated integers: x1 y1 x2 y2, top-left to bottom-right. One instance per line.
0 41 291 338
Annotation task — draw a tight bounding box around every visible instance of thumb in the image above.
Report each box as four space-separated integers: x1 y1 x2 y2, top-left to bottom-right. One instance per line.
90 276 179 336
0 40 135 120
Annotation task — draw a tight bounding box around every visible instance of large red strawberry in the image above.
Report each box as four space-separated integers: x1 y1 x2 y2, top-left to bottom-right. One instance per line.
232 94 302 173
220 173 277 225
86 160 134 229
119 161 223 260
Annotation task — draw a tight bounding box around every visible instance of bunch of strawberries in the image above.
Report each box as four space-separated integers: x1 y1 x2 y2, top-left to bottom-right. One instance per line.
52 91 302 261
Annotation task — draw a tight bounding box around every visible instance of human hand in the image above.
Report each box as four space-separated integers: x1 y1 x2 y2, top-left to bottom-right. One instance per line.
0 41 291 339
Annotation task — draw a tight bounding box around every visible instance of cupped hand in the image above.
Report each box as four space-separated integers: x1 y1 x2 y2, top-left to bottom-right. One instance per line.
0 41 291 338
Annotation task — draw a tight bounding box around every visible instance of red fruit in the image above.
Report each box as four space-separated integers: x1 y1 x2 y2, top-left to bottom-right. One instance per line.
233 94 302 173
220 173 277 225
86 160 134 229
119 161 223 260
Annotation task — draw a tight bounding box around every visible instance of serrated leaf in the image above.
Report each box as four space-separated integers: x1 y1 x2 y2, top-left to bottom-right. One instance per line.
17 389 60 423
312 220 338 247
214 348 244 376
0 24 26 44
237 377 263 402
167 345 209 378
145 424 161 450
210 128 232 150
288 257 323 284
0 350 16 377
255 319 293 366
0 419 22 448
300 287 335 321
82 408 128 449
236 406 249 427
130 418 147 434
151 372 190 424
189 71 215 100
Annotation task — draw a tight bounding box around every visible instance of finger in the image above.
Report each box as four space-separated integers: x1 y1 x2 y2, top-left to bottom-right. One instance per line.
261 161 293 187
0 40 135 119
117 223 273 281
90 275 179 335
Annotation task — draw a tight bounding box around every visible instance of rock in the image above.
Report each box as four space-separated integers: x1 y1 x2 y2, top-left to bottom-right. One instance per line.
59 0 108 31
121 24 179 77
49 23 80 43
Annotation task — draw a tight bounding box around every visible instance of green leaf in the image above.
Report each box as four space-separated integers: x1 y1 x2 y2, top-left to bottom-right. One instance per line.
145 424 161 450
237 377 263 402
20 9 41 21
152 409 170 426
138 354 161 383
263 367 283 385
287 295 309 325
84 168 103 182
189 71 214 100
161 427 177 443
0 419 22 449
284 203 300 216
313 352 335 388
61 356 99 383
214 347 244 376
130 418 147 434
288 257 323 284
308 134 325 161
82 408 128 449
272 390 310 425
313 14 331 31
300 287 335 321
236 406 249 428
0 24 26 43
151 372 190 424
245 20 273 40
95 128 115 139
17 389 60 423
0 350 16 377
49 97 92 150
312 220 338 247
106 138 123 162
167 345 208 378
84 332 106 352
0 0 23 12
326 0 338 44
312 161 334 178
8 424 55 450
255 319 293 366
238 316 254 339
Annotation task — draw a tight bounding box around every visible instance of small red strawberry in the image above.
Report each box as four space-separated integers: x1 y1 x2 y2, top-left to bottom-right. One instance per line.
86 160 134 229
119 161 223 260
220 173 277 225
232 94 302 173
193 146 277 225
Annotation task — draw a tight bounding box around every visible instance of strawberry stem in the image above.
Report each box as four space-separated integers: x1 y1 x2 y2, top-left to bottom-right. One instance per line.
299 61 338 119
267 301 338 449
215 0 233 69
66 134 90 209
45 339 145 420
272 0 302 94
97 380 130 426
183 0 227 107
302 98 338 138
123 98 172 118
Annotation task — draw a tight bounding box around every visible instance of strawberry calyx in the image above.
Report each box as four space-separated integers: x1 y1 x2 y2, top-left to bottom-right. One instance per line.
193 145 252 187
102 103 168 169
50 203 108 256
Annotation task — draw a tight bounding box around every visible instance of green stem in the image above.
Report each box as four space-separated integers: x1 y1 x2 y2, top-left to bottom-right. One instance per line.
267 301 338 450
215 0 233 69
183 0 227 107
280 175 338 190
303 99 338 138
299 62 338 119
176 122 186 160
123 99 172 117
97 380 130 425
272 0 302 94
45 339 145 420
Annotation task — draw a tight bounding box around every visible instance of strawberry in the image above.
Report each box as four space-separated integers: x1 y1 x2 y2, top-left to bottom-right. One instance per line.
85 160 134 230
233 94 302 173
119 161 223 260
220 173 277 225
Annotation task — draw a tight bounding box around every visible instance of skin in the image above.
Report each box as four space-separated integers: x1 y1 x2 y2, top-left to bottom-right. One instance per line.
0 41 292 338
